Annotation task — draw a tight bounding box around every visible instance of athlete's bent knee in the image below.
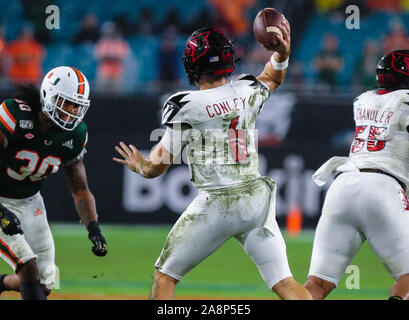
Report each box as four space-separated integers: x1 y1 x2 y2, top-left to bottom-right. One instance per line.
304 276 335 300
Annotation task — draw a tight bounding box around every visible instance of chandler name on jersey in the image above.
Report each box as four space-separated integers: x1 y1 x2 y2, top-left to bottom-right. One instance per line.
0 98 88 198
161 74 270 190
350 89 409 189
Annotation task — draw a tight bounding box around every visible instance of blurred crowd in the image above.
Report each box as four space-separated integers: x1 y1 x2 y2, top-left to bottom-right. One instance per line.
0 0 409 94
311 0 409 92
0 0 251 93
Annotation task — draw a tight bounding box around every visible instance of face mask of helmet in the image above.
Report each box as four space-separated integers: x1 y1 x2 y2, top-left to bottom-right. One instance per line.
43 92 90 131
182 27 236 86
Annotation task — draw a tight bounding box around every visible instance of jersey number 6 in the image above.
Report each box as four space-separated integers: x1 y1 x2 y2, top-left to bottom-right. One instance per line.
7 150 61 181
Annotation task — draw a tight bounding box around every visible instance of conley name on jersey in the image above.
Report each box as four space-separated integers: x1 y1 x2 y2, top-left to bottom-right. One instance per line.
161 73 270 190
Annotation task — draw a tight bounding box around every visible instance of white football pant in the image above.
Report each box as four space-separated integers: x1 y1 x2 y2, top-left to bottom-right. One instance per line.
0 192 56 287
155 178 293 289
309 172 409 285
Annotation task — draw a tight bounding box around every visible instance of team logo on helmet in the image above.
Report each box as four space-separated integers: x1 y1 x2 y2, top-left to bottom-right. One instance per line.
391 52 409 76
40 66 90 131
185 31 210 63
182 28 236 85
376 50 409 90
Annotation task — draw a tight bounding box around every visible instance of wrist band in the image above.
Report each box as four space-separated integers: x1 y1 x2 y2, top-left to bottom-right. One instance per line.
270 52 289 70
137 160 149 178
137 160 144 175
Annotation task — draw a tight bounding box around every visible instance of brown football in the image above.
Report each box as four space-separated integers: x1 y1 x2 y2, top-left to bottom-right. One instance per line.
253 8 285 51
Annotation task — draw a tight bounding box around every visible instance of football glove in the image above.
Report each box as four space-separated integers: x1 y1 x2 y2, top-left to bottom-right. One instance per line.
87 221 108 257
0 204 23 236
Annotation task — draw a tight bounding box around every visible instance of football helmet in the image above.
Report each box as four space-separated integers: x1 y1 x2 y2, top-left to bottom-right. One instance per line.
40 66 90 131
376 50 409 90
182 27 235 85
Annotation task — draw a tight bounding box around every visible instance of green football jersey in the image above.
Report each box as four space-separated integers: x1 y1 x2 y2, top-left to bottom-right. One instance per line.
0 98 88 198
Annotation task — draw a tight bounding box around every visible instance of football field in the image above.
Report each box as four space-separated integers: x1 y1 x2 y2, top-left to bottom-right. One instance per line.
0 223 393 300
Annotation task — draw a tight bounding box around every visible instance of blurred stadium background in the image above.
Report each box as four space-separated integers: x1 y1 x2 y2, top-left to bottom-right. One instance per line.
0 0 408 299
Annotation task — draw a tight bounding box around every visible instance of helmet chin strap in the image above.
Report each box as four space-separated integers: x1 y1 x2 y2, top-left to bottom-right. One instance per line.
42 103 53 113
37 110 56 131
42 92 88 131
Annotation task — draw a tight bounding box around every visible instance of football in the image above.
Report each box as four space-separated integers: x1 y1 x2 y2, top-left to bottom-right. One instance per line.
253 8 285 51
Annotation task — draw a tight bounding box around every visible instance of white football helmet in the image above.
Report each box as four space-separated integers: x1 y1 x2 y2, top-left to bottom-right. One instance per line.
40 66 90 131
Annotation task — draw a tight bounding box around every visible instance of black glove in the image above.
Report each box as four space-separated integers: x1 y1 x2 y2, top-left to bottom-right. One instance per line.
87 221 108 256
0 204 23 236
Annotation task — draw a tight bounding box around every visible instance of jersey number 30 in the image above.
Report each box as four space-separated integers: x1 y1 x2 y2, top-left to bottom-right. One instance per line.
7 150 61 181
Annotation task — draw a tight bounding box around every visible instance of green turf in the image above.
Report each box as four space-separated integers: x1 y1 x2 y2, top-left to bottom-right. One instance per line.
0 223 394 299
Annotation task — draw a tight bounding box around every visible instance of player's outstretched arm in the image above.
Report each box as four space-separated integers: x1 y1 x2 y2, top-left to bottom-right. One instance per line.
256 19 291 92
64 159 108 257
114 141 174 178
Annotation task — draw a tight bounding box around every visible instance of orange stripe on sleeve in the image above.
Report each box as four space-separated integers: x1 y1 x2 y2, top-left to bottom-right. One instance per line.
2 102 16 124
0 115 14 134
82 132 88 148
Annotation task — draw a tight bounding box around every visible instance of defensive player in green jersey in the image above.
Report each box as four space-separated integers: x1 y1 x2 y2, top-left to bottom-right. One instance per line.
0 66 108 300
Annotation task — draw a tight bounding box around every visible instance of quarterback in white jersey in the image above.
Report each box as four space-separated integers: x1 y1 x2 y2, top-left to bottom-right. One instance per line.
305 50 409 300
114 23 312 300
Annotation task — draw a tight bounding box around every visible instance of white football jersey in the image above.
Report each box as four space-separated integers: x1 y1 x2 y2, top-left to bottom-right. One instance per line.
349 89 409 188
161 74 270 190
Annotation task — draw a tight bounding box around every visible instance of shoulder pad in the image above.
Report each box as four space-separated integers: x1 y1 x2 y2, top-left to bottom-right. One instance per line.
237 74 258 83
63 121 88 165
403 90 409 107
161 92 192 127
74 121 88 146
390 90 409 109
70 121 88 153
233 73 269 91
353 90 373 104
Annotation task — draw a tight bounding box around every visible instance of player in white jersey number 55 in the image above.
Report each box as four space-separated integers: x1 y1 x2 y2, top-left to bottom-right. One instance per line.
114 22 312 300
305 50 409 300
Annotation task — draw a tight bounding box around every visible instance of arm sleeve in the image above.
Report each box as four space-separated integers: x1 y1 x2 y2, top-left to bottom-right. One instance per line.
258 79 272 102
64 148 87 166
236 74 271 113
64 130 89 166
396 95 409 130
161 93 192 128
0 100 18 138
160 126 187 157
